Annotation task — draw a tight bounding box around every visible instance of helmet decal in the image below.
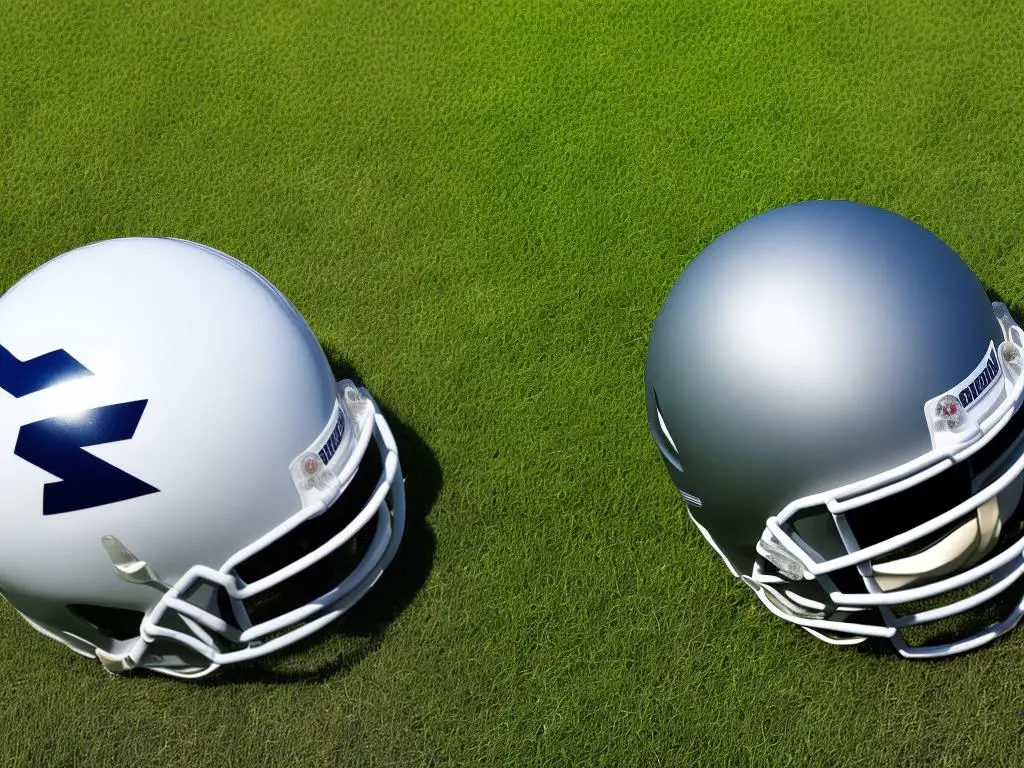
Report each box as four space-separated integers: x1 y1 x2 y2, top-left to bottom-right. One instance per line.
317 408 346 465
0 343 92 397
1 344 158 515
14 401 159 515
957 346 999 409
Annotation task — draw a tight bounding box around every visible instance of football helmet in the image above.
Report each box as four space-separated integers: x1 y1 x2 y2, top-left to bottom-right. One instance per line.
0 237 405 677
645 200 1024 657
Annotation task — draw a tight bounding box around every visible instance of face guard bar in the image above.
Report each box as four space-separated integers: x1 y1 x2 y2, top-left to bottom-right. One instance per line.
750 302 1024 657
93 380 405 678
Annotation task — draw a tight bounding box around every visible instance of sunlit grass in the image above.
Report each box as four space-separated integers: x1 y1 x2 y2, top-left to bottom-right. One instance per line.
1 1 1024 765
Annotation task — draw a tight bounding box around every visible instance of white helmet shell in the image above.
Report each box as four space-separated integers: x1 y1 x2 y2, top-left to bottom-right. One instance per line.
0 237 404 677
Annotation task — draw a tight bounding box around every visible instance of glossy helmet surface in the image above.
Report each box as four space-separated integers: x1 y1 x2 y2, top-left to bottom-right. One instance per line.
645 200 1024 657
0 237 404 677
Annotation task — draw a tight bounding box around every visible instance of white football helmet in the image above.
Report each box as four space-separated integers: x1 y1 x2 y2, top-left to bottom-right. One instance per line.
0 237 405 678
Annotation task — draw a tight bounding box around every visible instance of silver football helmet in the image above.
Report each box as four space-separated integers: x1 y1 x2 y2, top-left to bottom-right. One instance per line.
645 200 1024 657
0 237 405 677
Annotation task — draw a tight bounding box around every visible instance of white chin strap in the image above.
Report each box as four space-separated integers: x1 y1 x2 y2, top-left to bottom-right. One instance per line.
872 476 1024 591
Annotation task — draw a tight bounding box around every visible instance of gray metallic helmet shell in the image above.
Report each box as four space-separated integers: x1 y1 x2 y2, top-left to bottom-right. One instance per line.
645 200 1024 656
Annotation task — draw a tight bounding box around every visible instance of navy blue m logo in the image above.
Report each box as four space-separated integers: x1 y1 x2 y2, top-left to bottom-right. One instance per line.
0 344 158 515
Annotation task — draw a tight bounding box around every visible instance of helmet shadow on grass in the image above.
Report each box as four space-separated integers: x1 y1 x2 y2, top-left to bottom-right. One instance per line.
189 347 441 685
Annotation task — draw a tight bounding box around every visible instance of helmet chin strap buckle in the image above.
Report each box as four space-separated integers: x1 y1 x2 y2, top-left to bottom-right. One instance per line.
756 530 811 581
101 535 164 587
94 648 137 674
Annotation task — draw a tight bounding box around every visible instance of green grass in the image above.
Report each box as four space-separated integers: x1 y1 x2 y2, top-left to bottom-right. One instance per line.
2 0 1024 765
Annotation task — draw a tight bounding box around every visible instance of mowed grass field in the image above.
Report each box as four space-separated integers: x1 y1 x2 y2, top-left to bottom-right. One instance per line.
2 1 1024 765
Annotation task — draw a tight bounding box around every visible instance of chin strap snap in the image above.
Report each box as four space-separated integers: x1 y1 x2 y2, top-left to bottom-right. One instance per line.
94 648 137 674
755 530 811 581
101 535 167 587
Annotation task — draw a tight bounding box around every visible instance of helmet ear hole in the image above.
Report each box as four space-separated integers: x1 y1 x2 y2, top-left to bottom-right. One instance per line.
67 604 144 642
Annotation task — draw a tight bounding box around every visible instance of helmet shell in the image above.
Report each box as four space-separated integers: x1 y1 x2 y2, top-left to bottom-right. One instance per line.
645 200 1002 575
